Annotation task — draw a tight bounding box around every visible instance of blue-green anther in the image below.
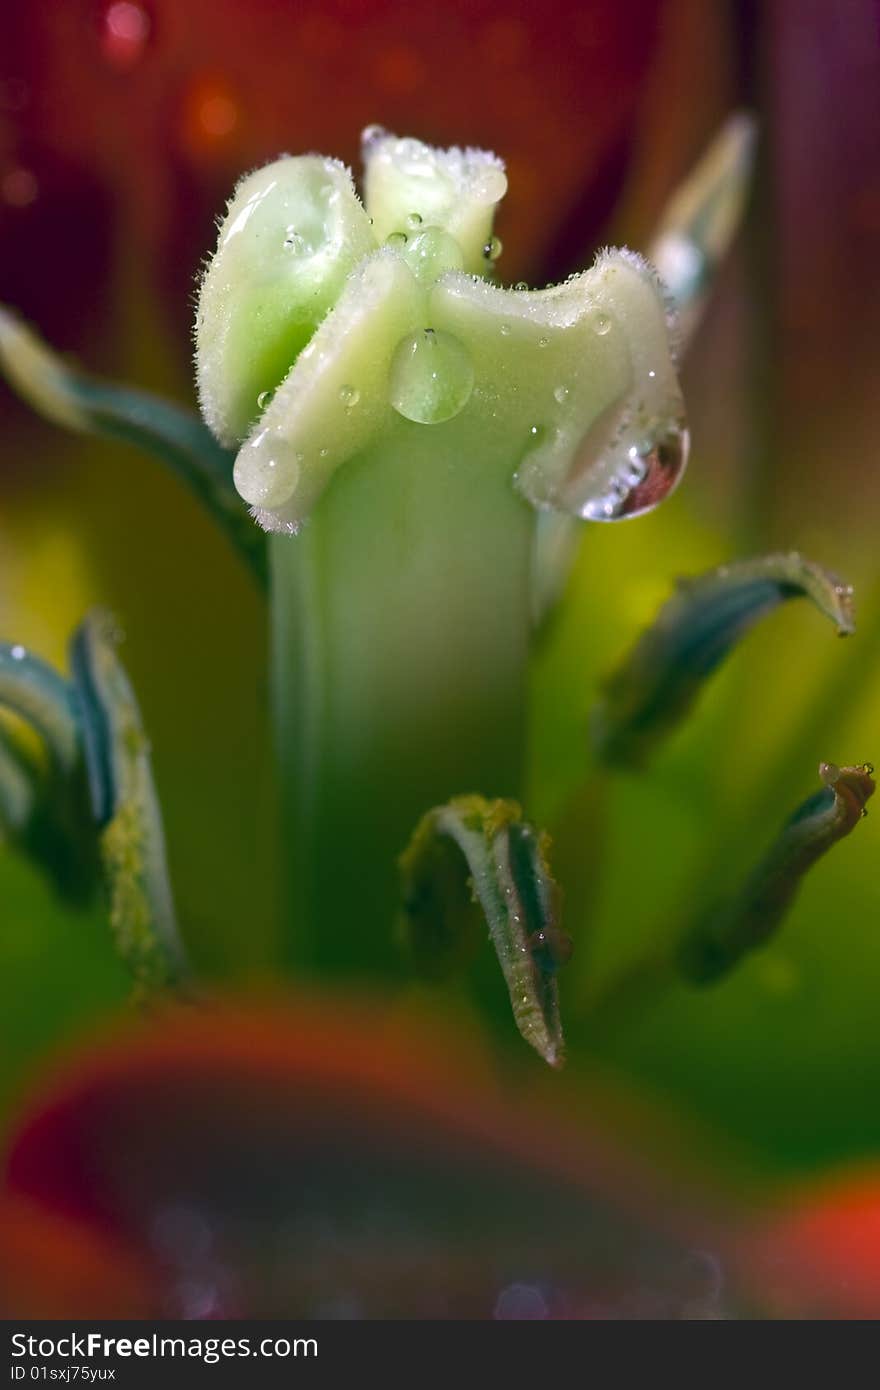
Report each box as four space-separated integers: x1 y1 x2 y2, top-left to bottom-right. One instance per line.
399 795 570 1066
0 643 80 773
0 308 263 586
0 729 38 837
680 761 875 984
71 613 187 990
650 113 757 351
593 552 856 768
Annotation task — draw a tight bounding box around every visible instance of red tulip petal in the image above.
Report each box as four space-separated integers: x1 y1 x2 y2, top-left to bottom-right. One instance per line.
742 1170 880 1319
0 1195 154 1318
1 0 669 354
3 993 740 1318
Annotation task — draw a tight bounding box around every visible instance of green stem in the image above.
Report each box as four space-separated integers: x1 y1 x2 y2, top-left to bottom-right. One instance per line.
271 414 535 975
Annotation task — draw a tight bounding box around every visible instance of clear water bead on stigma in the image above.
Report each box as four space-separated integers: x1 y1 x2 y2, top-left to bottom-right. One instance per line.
233 428 302 509
577 425 690 522
402 227 465 284
361 122 388 152
389 329 475 425
469 165 508 205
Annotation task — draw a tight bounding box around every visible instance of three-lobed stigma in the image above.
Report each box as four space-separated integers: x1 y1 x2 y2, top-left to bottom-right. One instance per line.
196 129 688 534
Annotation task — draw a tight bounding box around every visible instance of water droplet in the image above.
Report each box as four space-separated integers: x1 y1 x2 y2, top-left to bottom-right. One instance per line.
284 227 306 254
483 235 503 262
515 280 528 291
592 312 611 336
339 384 360 408
863 763 875 776
10 645 26 661
233 428 301 509
385 231 408 249
499 323 511 336
861 807 869 819
469 166 508 206
538 336 549 347
528 424 543 438
389 329 474 425
402 226 464 283
361 123 389 154
528 926 573 973
256 389 274 410
553 384 569 404
99 1 151 71
578 425 690 522
406 212 423 229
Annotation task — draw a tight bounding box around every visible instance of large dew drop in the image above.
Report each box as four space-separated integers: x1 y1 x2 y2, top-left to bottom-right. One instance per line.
577 424 690 521
233 427 302 509
389 329 474 425
402 227 465 284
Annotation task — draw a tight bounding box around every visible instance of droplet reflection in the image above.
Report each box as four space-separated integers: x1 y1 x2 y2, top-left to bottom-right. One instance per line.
579 425 690 522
